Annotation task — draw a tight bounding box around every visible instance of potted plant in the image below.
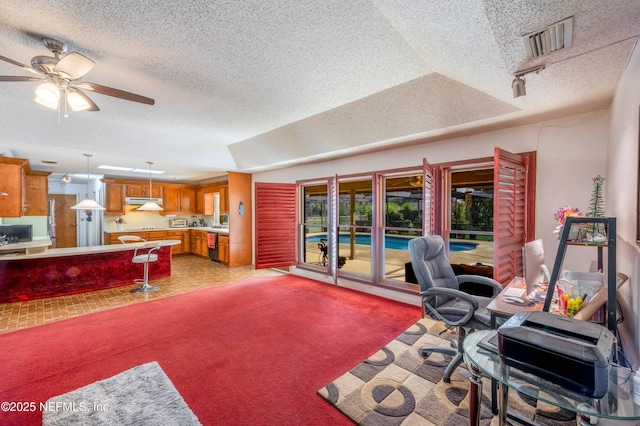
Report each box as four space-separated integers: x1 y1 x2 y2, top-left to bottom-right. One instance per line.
114 217 125 231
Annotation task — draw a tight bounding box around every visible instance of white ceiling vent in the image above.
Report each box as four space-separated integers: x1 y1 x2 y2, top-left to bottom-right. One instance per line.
523 16 573 59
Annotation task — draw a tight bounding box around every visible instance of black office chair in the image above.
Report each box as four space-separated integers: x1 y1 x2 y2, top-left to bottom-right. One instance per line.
408 235 502 382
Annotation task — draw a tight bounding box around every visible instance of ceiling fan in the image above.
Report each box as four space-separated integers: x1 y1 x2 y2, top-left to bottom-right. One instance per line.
409 175 423 187
0 37 154 114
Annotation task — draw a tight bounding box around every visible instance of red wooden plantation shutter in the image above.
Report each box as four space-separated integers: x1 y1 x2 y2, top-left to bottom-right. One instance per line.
422 158 442 236
493 148 529 285
255 183 297 269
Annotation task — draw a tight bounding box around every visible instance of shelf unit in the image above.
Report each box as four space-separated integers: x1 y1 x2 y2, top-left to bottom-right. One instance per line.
543 216 617 332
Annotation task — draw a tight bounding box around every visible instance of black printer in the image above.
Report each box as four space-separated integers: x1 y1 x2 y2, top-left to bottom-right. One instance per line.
497 311 614 398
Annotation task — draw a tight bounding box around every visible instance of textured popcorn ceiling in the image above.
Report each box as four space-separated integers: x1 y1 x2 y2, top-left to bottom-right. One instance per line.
0 0 638 181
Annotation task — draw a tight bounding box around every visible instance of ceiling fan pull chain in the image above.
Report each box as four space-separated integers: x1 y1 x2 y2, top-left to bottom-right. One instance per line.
63 90 69 119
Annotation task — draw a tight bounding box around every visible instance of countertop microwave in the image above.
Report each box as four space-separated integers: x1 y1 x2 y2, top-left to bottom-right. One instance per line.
170 218 188 228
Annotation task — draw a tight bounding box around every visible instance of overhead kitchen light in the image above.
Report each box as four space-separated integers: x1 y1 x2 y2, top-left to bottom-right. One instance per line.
61 174 71 183
512 65 545 99
98 165 165 174
71 154 105 210
138 161 164 211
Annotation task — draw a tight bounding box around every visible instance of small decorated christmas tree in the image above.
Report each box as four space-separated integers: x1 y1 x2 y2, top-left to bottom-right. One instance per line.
584 175 606 243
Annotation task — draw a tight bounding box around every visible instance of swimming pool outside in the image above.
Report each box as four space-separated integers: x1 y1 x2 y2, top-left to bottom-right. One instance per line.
306 234 478 252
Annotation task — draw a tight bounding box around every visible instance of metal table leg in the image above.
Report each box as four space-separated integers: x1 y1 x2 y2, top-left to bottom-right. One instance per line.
468 362 483 426
498 362 509 426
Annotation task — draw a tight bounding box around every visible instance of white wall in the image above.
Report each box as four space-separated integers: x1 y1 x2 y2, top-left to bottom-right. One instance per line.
607 41 640 369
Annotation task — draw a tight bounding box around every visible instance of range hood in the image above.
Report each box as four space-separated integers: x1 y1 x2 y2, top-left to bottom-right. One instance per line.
125 197 163 206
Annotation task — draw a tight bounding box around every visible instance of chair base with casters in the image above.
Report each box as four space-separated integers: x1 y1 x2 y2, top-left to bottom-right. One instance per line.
408 235 503 383
418 326 467 383
129 241 162 293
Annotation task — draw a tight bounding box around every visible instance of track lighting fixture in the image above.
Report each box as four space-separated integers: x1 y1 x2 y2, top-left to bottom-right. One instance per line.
512 65 545 99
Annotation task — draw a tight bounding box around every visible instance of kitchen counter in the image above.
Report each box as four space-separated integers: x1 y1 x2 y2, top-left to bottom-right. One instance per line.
104 227 229 234
0 236 52 256
0 240 179 302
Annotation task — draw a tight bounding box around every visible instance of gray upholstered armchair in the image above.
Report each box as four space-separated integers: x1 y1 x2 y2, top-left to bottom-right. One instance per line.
408 235 502 382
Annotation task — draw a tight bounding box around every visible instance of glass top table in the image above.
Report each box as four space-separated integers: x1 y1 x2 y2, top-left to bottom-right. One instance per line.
463 330 640 426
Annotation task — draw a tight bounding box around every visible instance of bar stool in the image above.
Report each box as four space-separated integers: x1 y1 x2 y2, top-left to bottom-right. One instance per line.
130 241 163 293
118 235 146 244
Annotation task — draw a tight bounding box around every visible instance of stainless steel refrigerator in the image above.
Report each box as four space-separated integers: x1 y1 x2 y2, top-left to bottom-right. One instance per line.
47 197 56 248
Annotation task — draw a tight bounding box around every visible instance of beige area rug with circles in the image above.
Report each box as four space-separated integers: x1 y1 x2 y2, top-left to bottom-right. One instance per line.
318 317 576 425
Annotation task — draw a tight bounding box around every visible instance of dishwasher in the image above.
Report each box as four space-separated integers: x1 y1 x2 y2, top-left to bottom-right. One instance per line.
207 232 219 262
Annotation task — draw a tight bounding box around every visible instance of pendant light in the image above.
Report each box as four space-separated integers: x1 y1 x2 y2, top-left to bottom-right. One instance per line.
138 161 163 211
71 154 105 210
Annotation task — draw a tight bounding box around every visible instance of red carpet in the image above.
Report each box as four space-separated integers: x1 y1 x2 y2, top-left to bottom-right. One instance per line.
0 274 421 425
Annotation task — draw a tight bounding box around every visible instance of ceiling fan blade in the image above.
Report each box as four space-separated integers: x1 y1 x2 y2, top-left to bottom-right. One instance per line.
69 88 100 112
0 54 31 70
0 75 44 82
76 82 155 105
55 52 94 80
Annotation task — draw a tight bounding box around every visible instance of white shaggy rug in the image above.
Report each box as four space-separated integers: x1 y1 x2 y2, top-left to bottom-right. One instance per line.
43 361 201 426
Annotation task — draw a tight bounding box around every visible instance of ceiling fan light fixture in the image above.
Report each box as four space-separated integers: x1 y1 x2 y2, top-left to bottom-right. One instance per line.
35 95 58 110
35 82 60 103
67 91 90 111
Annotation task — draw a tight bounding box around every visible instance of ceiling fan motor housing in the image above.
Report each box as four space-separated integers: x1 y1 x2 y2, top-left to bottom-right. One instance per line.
30 55 59 74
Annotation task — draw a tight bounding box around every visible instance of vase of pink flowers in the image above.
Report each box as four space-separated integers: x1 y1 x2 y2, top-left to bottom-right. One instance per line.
553 206 581 239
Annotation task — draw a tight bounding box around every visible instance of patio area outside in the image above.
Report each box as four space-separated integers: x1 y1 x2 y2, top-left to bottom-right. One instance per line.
304 235 494 281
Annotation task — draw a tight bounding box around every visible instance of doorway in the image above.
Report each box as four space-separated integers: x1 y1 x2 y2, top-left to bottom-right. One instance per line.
50 194 78 248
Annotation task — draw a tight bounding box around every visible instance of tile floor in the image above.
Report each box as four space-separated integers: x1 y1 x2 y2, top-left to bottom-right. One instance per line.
0 255 282 334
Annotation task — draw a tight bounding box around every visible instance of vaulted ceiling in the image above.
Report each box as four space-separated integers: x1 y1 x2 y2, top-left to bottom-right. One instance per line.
0 1 638 183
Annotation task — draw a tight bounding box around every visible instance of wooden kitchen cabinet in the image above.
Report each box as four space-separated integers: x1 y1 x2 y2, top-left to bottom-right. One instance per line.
25 174 49 216
147 230 167 241
220 185 228 213
161 185 195 215
167 230 184 255
195 187 205 214
105 231 150 244
218 234 229 264
189 230 209 258
0 163 27 217
104 183 126 215
127 184 162 198
204 192 214 215
180 187 196 214
182 229 191 254
162 186 181 214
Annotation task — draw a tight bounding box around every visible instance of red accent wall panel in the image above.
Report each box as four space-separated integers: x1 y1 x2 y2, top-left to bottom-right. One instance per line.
255 183 297 269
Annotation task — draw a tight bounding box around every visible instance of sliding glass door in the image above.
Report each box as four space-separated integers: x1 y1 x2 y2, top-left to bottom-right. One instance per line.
380 173 424 284
298 170 427 289
300 182 330 270
336 176 374 279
